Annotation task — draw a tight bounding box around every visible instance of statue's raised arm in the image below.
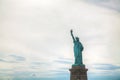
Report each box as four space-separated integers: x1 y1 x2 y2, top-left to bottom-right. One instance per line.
70 29 75 42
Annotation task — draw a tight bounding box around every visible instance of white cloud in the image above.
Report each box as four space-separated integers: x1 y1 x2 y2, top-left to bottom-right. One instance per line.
84 0 120 11
0 0 120 79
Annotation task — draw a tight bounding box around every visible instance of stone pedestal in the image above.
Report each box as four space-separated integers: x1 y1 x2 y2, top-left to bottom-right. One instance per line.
69 65 88 80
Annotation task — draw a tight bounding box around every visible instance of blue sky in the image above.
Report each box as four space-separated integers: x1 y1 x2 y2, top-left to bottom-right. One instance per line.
0 0 120 80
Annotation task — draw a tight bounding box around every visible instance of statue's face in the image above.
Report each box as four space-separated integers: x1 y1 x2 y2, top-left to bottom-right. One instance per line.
76 37 79 41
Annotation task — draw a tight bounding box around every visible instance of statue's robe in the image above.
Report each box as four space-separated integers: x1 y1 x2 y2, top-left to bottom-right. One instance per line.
73 40 83 65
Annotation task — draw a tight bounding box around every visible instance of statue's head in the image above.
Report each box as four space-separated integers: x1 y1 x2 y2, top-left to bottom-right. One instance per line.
76 37 79 41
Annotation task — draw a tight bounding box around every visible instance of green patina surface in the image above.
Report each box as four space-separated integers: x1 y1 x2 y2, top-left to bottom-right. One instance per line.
70 30 84 66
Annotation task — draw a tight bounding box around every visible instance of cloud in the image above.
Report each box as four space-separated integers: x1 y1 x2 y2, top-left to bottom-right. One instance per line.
32 62 47 65
30 62 49 69
93 64 120 70
0 59 6 62
0 0 120 80
0 55 26 63
55 60 72 64
54 57 72 64
9 55 26 62
84 0 120 12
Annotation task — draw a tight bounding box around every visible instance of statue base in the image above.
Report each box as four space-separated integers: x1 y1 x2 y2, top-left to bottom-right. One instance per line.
69 65 88 80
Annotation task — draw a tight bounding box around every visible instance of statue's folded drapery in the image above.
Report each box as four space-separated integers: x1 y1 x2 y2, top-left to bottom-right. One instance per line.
70 30 84 66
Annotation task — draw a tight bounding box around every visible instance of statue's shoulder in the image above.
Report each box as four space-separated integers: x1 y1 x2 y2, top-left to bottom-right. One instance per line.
73 40 77 43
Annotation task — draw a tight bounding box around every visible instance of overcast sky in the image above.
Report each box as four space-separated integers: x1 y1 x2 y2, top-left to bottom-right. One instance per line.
0 0 120 80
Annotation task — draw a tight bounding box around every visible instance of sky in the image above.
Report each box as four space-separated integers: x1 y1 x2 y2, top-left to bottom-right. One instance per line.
0 0 120 80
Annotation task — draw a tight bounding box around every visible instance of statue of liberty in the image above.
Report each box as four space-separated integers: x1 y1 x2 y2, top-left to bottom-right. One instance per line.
70 29 84 66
